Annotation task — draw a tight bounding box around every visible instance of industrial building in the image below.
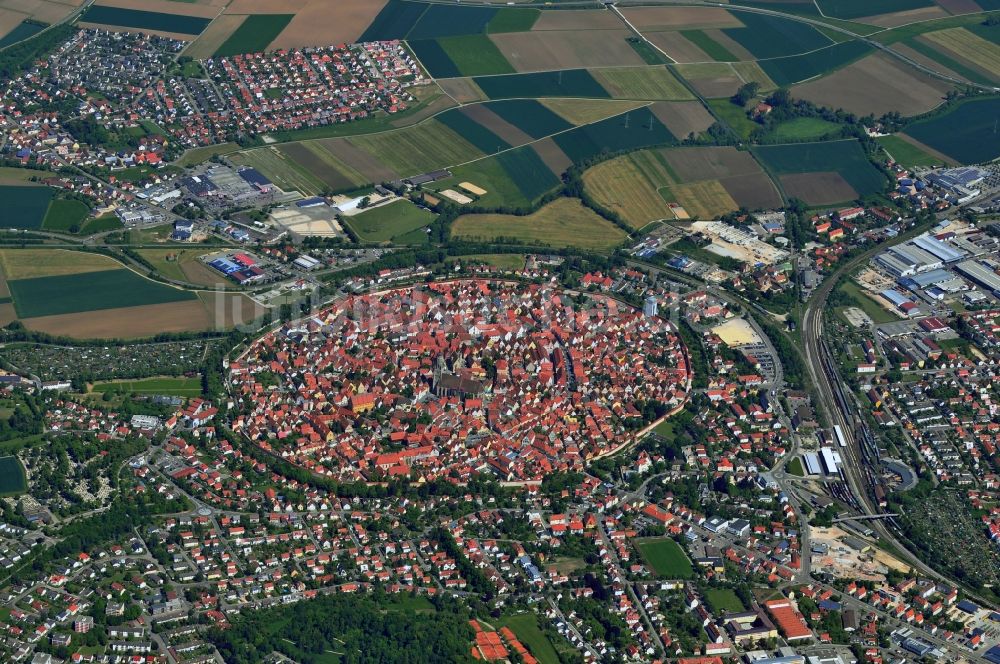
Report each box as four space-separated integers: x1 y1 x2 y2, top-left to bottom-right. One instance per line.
954 259 1000 296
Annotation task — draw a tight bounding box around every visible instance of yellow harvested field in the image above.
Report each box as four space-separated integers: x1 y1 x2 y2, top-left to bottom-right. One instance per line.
0 249 123 280
0 8 26 39
437 78 486 104
198 291 267 330
923 28 1000 80
644 31 711 63
0 0 83 25
532 10 622 31
490 30 645 71
589 67 694 100
459 182 487 196
711 318 761 346
539 98 647 125
23 301 214 339
731 61 776 92
270 0 388 49
183 13 244 59
670 180 738 220
451 198 627 250
582 156 674 229
650 101 715 139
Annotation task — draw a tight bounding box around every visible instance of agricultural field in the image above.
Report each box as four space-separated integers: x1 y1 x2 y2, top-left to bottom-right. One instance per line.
451 198 627 251
753 139 886 206
343 200 435 244
410 35 514 77
538 98 647 126
136 248 225 287
902 96 1000 164
708 98 759 140
582 154 676 229
0 249 122 280
474 69 610 100
634 537 694 579
589 67 693 101
876 135 944 168
791 52 955 116
0 456 26 496
7 269 197 319
759 40 874 87
920 27 1000 85
766 117 843 141
0 19 43 49
488 29 645 72
721 12 832 59
348 120 482 177
91 376 203 397
81 4 212 35
0 186 53 230
554 108 676 164
431 146 563 206
213 14 294 57
230 148 327 196
176 142 240 167
40 199 89 233
277 142 373 193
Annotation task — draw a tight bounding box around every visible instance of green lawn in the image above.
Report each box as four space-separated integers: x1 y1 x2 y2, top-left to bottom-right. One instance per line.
344 199 435 244
787 457 805 477
653 419 675 438
704 588 746 614
80 214 123 235
768 117 842 141
499 614 561 664
91 376 202 397
876 135 944 169
837 279 900 324
708 99 758 139
635 537 694 579
41 199 90 232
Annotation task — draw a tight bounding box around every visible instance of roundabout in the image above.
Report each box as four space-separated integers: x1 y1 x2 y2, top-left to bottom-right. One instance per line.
229 279 691 484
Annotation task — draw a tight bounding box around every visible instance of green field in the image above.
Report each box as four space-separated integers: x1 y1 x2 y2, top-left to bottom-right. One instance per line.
753 139 886 199
838 279 900 324
682 30 738 62
499 614 561 664
554 108 675 164
176 142 240 167
0 186 53 230
635 537 694 579
903 97 1000 165
92 376 202 396
817 0 932 19
82 5 210 35
590 67 694 101
495 146 561 201
410 35 513 77
213 14 293 57
344 200 435 243
8 269 197 319
0 20 44 49
408 4 497 39
475 69 611 100
788 457 805 477
431 155 541 208
709 99 759 138
349 120 482 177
626 37 671 65
487 8 539 33
0 456 26 496
759 40 873 87
768 117 842 141
451 197 627 250
484 99 572 137
723 12 831 59
359 0 429 41
41 199 89 232
876 135 941 168
438 109 512 154
704 588 746 614
81 214 123 235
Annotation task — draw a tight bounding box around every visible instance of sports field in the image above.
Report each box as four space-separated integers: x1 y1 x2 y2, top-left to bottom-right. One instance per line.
451 198 627 251
213 14 293 57
8 269 197 319
92 376 203 397
634 537 694 579
344 200 435 244
0 186 53 230
0 455 26 496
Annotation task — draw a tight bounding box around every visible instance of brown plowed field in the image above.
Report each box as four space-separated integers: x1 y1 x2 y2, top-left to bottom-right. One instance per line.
645 31 711 63
183 14 243 58
720 173 783 210
650 101 715 139
312 137 400 183
673 63 743 97
859 5 948 27
531 138 573 176
621 6 742 30
23 300 213 339
460 105 533 146
532 10 621 31
792 53 953 117
662 146 764 181
489 30 644 71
